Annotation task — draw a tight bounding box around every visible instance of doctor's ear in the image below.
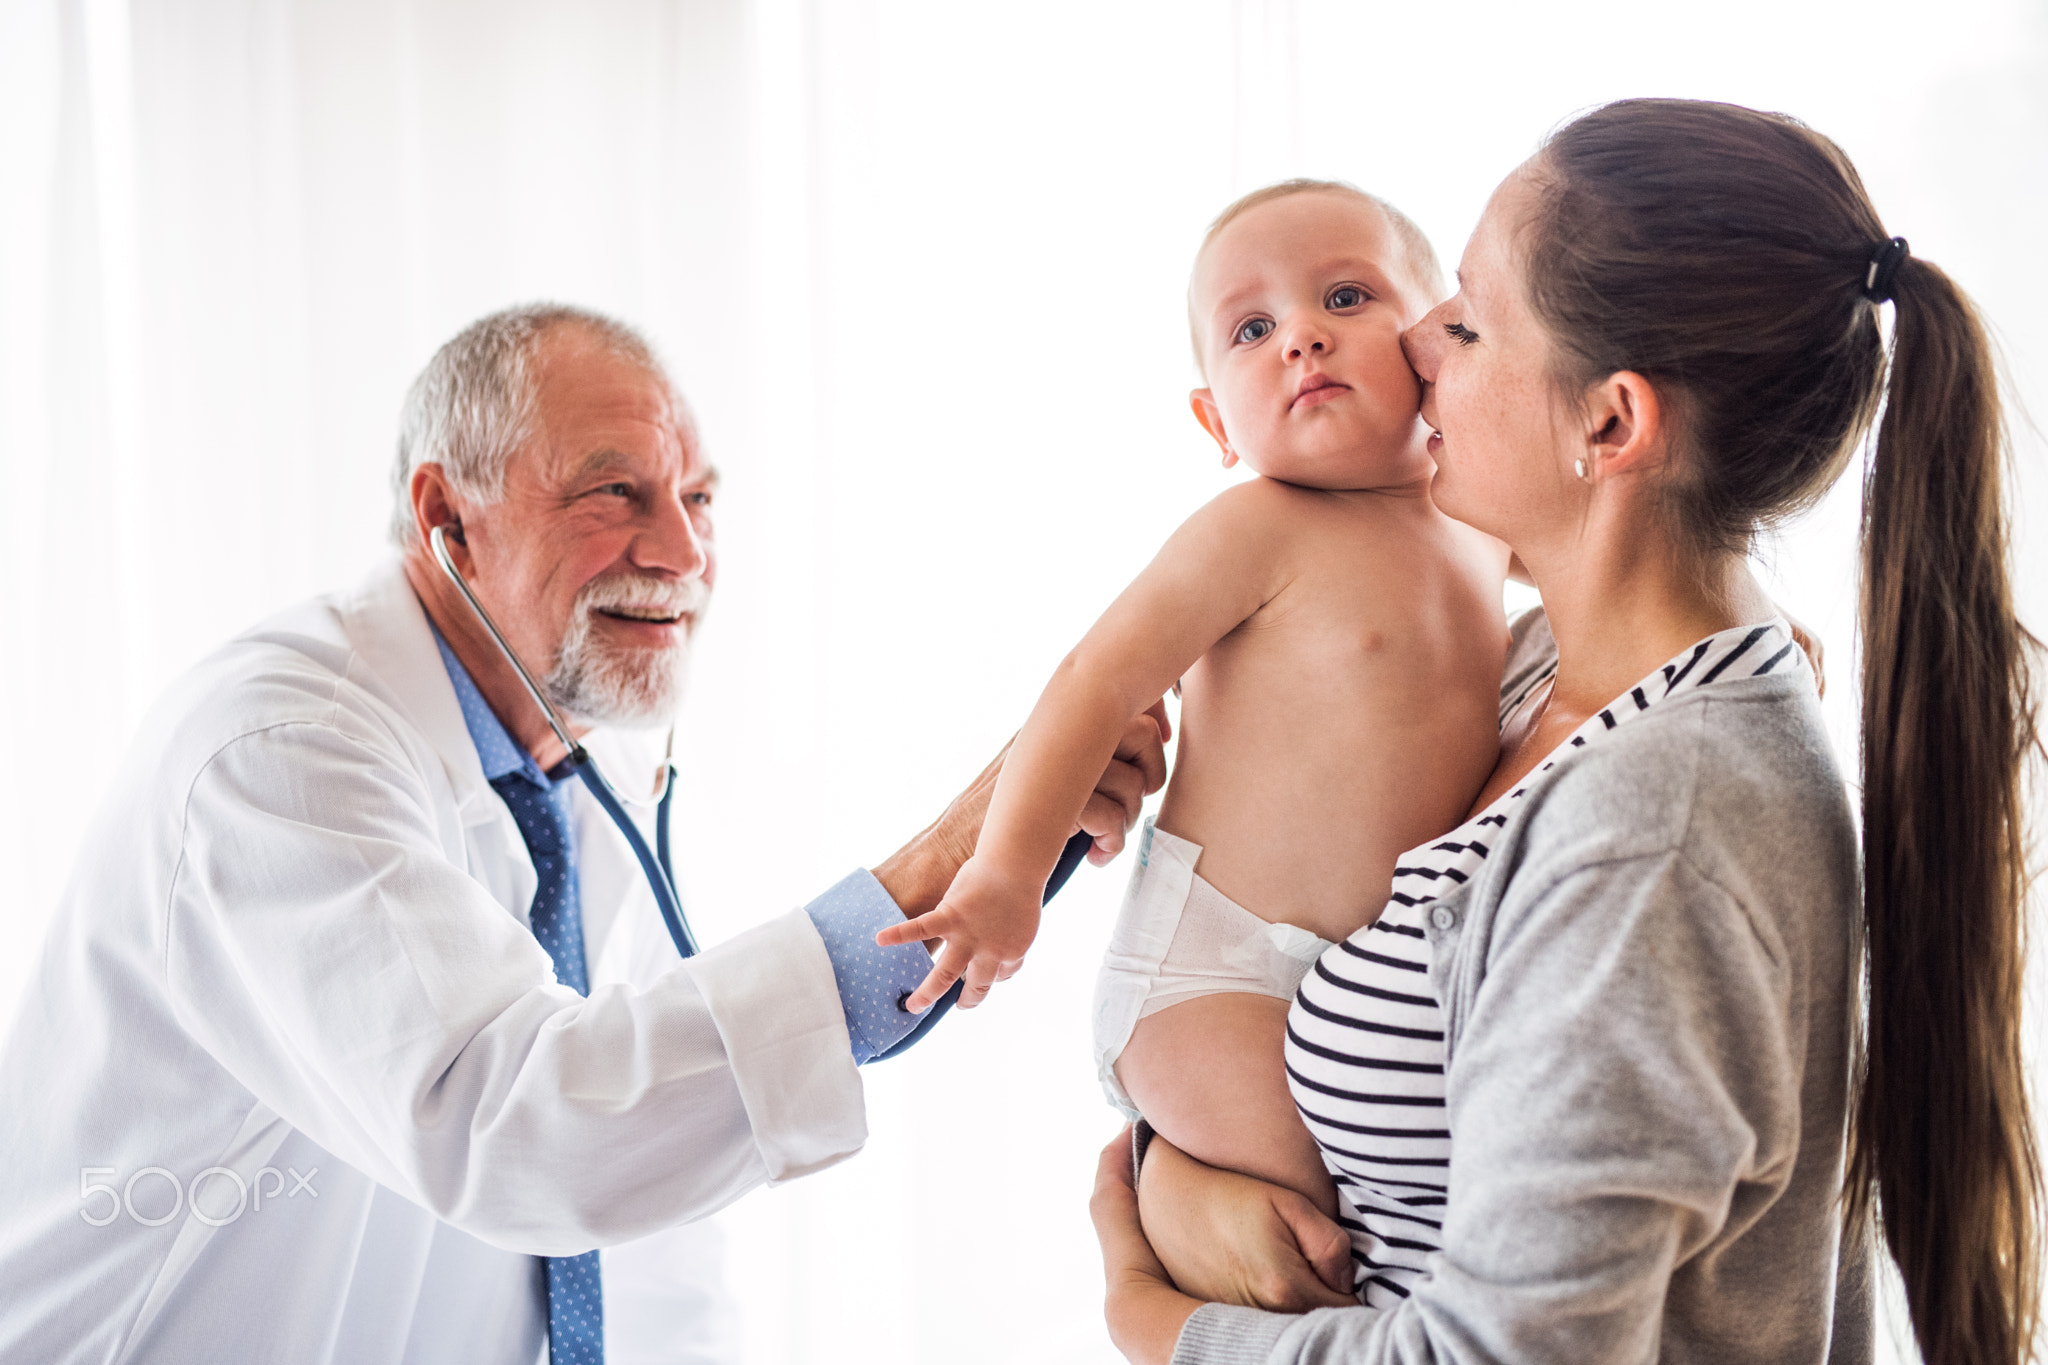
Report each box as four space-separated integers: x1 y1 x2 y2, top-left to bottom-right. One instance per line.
409 463 471 549
1189 389 1239 469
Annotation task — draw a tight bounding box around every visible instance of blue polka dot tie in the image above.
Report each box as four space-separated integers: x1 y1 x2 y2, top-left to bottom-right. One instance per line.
490 770 605 1365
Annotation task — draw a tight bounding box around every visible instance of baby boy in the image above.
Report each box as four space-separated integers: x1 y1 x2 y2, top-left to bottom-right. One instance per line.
881 180 1508 1214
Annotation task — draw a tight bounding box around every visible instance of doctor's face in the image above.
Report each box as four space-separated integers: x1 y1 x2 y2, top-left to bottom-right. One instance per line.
461 329 718 729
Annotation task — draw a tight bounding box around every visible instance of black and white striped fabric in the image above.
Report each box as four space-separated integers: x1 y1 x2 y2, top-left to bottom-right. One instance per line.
1284 618 1806 1305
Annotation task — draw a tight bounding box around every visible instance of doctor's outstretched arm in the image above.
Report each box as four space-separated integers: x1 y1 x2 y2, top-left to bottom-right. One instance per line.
163 706 1165 1258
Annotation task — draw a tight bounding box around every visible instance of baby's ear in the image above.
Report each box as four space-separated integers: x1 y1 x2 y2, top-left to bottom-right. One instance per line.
1189 390 1238 468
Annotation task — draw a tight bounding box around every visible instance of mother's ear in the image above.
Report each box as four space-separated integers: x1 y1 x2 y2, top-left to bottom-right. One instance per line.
1577 370 1669 483
1189 389 1239 469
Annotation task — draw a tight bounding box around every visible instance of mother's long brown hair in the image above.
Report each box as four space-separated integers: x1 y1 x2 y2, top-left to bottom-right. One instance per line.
1526 98 2041 1365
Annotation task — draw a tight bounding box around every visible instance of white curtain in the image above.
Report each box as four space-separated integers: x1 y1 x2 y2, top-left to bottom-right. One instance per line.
3 2 2044 1361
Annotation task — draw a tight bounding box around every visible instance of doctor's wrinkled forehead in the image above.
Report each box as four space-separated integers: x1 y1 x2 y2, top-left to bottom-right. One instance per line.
1186 179 1446 377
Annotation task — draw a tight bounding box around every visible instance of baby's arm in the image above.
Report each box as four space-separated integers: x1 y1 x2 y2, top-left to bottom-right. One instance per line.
879 481 1300 1010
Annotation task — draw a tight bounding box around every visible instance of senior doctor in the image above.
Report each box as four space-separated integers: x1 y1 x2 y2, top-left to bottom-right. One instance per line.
0 304 1166 1365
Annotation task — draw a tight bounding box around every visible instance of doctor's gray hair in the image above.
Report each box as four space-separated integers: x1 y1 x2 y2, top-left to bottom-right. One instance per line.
388 303 667 546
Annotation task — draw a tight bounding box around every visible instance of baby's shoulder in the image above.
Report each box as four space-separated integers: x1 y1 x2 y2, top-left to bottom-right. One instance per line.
1173 479 1500 590
1195 473 1317 521
1186 475 1383 545
1165 476 1317 563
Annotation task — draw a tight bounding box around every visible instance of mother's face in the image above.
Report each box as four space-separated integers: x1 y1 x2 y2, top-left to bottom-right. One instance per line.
1401 164 1582 552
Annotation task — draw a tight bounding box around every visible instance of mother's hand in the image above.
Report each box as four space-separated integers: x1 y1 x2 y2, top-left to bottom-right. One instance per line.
1138 1134 1355 1312
1092 1129 1202 1365
1092 1131 1357 1365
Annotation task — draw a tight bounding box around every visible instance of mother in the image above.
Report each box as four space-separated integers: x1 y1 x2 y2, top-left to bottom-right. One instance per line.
1091 99 2040 1365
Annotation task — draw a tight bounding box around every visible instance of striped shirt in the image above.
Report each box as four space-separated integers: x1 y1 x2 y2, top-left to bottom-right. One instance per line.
1284 618 1806 1305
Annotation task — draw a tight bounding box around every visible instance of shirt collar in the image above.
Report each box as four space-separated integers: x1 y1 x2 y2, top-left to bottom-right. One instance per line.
1494 616 1804 804
430 624 555 790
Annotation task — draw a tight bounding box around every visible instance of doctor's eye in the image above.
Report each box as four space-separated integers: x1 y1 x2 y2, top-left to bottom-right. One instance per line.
1444 322 1479 347
1326 285 1367 310
1234 317 1275 345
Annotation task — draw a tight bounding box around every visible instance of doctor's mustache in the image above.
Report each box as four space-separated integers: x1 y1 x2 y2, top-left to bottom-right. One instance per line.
573 570 711 629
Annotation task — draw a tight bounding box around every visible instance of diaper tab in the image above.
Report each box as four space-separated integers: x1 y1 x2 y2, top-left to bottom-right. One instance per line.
1266 921 1334 964
1093 819 1203 1118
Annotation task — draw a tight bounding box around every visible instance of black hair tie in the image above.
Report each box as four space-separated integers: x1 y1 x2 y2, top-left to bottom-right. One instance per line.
1863 236 1910 304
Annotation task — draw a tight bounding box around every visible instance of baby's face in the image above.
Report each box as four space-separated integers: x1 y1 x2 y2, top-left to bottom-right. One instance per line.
1189 193 1436 490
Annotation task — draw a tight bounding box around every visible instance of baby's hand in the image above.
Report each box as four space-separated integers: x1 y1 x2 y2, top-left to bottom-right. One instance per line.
875 854 1043 1012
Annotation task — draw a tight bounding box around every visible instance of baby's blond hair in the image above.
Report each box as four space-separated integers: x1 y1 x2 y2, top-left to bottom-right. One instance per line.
1189 179 1445 376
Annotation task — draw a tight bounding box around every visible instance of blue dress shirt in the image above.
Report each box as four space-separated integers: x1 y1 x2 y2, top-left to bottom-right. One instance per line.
431 628 935 1064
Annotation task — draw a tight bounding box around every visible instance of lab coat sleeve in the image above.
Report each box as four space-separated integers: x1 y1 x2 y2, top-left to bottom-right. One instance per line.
160 716 869 1256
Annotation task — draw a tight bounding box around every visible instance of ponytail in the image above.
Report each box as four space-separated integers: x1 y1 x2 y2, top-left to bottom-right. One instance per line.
1529 99 2042 1365
1852 256 2042 1365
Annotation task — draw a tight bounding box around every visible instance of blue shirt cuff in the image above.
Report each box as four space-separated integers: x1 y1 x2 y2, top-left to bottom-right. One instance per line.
804 870 938 1065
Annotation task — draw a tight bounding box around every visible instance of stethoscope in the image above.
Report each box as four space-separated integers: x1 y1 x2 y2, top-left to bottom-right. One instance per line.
431 523 698 960
429 522 1093 1053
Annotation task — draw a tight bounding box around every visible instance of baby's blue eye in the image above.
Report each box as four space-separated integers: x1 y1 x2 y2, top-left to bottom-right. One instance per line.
1327 286 1366 309
1235 317 1274 344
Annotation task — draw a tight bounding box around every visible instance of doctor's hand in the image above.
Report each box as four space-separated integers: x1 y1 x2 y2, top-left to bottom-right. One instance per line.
869 701 1169 926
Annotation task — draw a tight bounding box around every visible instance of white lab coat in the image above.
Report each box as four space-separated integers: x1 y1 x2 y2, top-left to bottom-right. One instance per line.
0 561 874 1364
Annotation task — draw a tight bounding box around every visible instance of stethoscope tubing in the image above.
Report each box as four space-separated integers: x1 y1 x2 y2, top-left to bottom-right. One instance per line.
431 524 698 959
429 523 1094 1037
567 752 698 959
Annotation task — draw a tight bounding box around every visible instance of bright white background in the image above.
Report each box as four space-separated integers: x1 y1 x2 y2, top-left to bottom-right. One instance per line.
2 2 2044 1361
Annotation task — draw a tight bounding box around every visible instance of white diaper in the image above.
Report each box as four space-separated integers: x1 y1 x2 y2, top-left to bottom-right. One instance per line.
1091 820 1334 1119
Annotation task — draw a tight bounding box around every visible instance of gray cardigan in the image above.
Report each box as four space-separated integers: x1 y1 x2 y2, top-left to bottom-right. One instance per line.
1171 612 1871 1364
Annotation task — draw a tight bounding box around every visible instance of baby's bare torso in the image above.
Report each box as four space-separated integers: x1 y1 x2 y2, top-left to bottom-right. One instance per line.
1155 482 1508 943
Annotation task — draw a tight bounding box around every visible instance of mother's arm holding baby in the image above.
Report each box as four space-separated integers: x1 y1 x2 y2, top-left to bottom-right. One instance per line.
1096 100 2041 1365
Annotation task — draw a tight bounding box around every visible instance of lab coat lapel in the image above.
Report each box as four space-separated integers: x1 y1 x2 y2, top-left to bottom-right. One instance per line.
334 559 538 926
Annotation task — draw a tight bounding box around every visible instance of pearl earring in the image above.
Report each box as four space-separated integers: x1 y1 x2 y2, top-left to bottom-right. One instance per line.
1574 458 1589 481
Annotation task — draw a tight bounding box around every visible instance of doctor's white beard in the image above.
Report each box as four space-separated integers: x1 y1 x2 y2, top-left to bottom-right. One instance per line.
545 571 710 730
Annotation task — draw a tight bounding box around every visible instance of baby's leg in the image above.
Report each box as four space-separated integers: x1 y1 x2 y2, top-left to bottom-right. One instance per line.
1116 992 1337 1219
